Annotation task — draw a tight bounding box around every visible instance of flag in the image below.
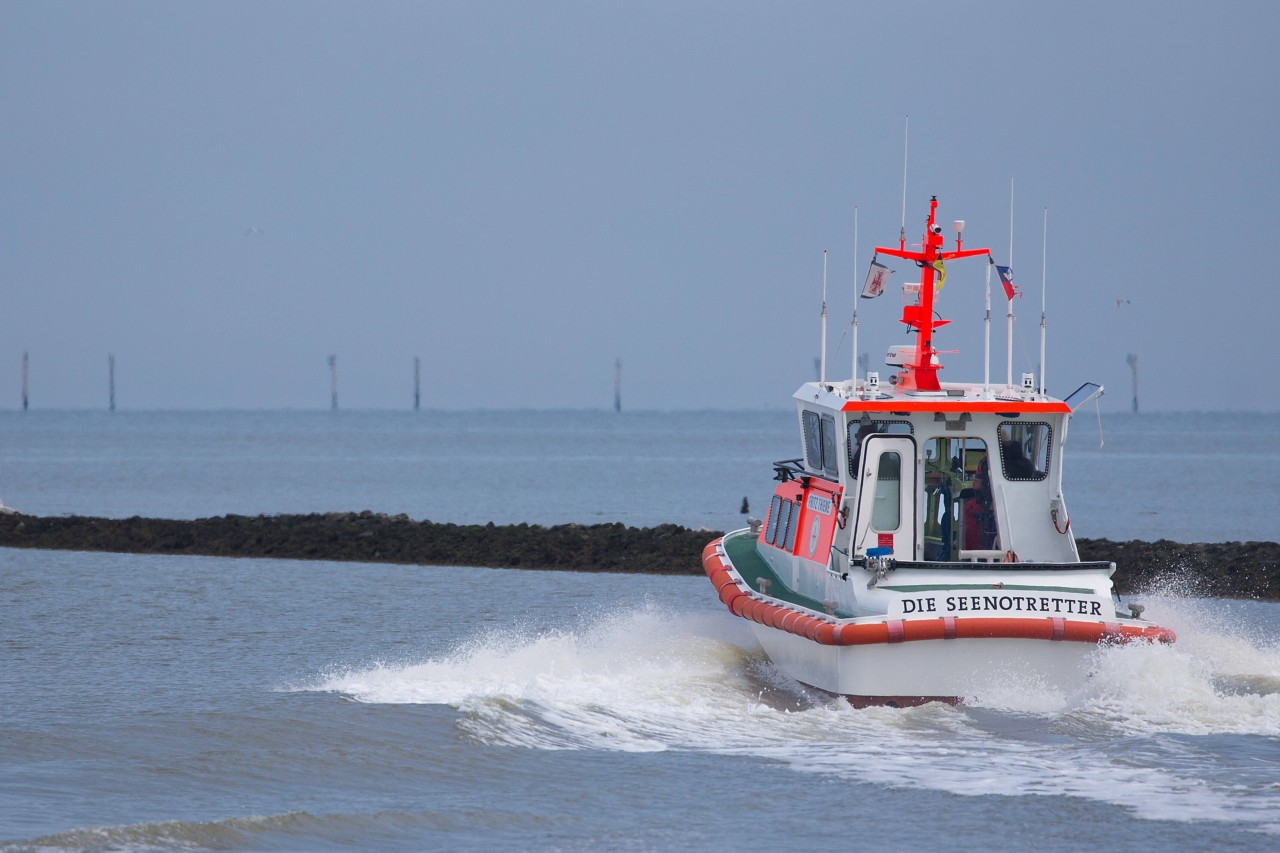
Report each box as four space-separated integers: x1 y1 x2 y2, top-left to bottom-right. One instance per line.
996 265 1021 301
931 259 946 291
861 259 892 299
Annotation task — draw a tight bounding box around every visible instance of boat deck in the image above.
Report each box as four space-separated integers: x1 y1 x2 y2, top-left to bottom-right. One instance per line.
721 528 1122 622
721 529 847 617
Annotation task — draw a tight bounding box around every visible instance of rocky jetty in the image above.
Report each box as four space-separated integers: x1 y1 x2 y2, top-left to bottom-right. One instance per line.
0 512 1276 600
0 512 706 575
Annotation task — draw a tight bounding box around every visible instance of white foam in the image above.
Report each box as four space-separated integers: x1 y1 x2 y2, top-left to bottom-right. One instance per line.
319 605 766 750
312 595 1280 831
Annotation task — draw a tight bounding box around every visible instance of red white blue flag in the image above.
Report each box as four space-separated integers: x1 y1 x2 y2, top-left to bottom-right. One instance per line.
996 265 1021 301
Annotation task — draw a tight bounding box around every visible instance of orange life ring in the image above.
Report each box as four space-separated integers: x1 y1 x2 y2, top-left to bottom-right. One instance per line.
700 536 1176 649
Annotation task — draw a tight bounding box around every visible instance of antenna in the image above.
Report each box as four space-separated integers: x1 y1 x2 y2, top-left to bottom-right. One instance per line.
1006 178 1015 386
899 116 909 250
851 206 859 382
614 357 622 413
1039 208 1048 396
983 262 992 393
328 355 337 410
414 356 421 411
1008 178 1015 265
819 250 828 384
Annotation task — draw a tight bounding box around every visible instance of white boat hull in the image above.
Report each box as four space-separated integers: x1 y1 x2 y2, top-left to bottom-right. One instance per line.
704 532 1174 707
748 622 1096 705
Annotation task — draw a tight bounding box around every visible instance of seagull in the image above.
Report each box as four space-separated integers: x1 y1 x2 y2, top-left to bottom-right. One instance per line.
244 226 265 238
1115 298 1131 307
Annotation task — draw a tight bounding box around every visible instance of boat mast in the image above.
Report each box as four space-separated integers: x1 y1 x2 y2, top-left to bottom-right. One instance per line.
874 197 989 391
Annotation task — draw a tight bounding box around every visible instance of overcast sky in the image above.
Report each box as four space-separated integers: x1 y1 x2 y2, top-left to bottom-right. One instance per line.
2 0 1276 411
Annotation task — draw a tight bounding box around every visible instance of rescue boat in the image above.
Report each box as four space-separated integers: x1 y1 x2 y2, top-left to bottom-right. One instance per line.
703 196 1174 707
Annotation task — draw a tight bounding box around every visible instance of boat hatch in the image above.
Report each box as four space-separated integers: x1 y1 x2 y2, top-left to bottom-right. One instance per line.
851 435 917 559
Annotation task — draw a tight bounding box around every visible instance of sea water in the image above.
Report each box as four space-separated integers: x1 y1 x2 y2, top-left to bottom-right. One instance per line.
0 409 1277 541
2 409 1279 851
3 550 1278 851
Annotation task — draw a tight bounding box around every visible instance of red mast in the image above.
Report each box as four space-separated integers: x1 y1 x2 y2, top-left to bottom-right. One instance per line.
874 197 990 391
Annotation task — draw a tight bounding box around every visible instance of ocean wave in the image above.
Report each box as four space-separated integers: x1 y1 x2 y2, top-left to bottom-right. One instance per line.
0 807 557 853
309 596 1280 831
3 810 337 853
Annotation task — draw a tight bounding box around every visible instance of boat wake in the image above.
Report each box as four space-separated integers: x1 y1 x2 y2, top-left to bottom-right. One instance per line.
316 597 1280 831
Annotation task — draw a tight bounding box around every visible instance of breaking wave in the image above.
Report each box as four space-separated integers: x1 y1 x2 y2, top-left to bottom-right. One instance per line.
316 596 1280 832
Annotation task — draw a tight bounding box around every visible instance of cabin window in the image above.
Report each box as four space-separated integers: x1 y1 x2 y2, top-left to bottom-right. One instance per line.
772 499 793 550
802 411 822 470
923 436 995 560
998 422 1051 481
820 416 838 479
870 451 902 530
764 497 802 550
801 410 840 479
847 419 913 474
765 495 782 544
783 499 798 551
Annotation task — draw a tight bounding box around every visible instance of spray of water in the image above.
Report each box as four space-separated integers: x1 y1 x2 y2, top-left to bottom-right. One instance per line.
314 595 1280 830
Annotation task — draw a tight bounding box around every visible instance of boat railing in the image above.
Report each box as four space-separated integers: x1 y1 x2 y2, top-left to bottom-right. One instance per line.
852 557 1116 573
772 459 807 482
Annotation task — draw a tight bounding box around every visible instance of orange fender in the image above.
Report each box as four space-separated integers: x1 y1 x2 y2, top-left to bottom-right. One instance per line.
702 536 1176 648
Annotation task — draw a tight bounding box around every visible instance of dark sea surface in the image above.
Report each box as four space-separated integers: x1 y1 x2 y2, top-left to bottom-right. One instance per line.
2 409 1279 851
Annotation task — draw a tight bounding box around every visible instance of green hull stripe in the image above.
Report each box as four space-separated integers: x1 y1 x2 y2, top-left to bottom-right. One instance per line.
877 583 1093 595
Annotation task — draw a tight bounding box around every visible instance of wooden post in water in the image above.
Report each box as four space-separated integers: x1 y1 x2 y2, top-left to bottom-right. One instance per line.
108 354 116 412
22 352 28 411
1127 353 1139 413
414 356 421 411
614 357 622 413
328 355 337 411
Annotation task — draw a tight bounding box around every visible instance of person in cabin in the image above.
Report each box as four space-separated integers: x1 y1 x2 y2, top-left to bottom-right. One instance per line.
1001 439 1037 479
963 455 997 551
849 422 878 474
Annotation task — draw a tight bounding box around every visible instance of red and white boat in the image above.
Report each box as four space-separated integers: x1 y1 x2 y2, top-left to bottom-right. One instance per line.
703 196 1174 707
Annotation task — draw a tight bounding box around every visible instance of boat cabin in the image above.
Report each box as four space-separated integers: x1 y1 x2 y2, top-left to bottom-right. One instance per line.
759 376 1098 571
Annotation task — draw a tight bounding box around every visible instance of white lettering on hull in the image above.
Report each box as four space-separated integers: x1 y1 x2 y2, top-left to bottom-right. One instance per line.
892 593 1105 618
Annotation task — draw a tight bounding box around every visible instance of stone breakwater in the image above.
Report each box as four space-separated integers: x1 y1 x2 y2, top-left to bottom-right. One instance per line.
0 512 1276 600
